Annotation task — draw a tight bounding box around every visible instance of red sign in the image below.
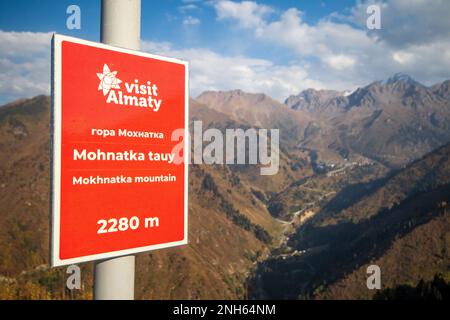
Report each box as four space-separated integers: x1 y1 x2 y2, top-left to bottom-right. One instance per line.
51 34 188 266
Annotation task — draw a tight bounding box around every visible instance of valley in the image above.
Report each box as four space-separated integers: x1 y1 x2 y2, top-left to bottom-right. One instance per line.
249 143 450 299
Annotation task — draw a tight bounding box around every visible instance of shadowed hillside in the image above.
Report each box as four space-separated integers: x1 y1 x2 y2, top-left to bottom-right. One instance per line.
250 143 450 299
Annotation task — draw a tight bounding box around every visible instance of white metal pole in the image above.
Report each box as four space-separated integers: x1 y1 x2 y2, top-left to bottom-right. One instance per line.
100 0 141 50
94 0 141 300
94 255 135 300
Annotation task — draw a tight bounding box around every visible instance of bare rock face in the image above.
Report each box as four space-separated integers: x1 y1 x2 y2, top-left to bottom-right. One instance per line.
285 88 342 112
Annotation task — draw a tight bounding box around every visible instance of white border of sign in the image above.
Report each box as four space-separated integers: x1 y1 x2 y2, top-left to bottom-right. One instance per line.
50 34 189 267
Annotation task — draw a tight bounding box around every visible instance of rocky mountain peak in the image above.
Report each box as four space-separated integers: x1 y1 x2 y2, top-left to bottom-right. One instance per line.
285 88 342 111
381 73 423 88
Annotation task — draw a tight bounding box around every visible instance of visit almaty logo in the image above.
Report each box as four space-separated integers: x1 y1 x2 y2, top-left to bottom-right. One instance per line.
97 64 122 95
95 63 163 112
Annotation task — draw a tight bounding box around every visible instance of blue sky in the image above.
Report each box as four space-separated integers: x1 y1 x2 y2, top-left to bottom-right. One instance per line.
0 1 356 39
0 0 450 104
0 0 355 62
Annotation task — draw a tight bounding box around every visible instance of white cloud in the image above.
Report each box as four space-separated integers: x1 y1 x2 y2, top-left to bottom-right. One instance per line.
324 54 356 70
350 0 450 47
215 0 274 28
0 30 319 104
212 0 450 90
392 51 414 65
0 31 52 104
182 16 201 26
141 40 322 100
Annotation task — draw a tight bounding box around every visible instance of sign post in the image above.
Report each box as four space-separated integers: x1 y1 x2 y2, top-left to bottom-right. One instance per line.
94 0 141 301
50 0 188 300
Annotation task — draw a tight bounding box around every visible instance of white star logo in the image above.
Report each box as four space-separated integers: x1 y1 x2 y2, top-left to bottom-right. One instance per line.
97 64 122 96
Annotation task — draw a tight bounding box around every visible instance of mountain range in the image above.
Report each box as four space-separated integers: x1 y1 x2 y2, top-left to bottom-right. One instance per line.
284 73 450 167
0 73 449 299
